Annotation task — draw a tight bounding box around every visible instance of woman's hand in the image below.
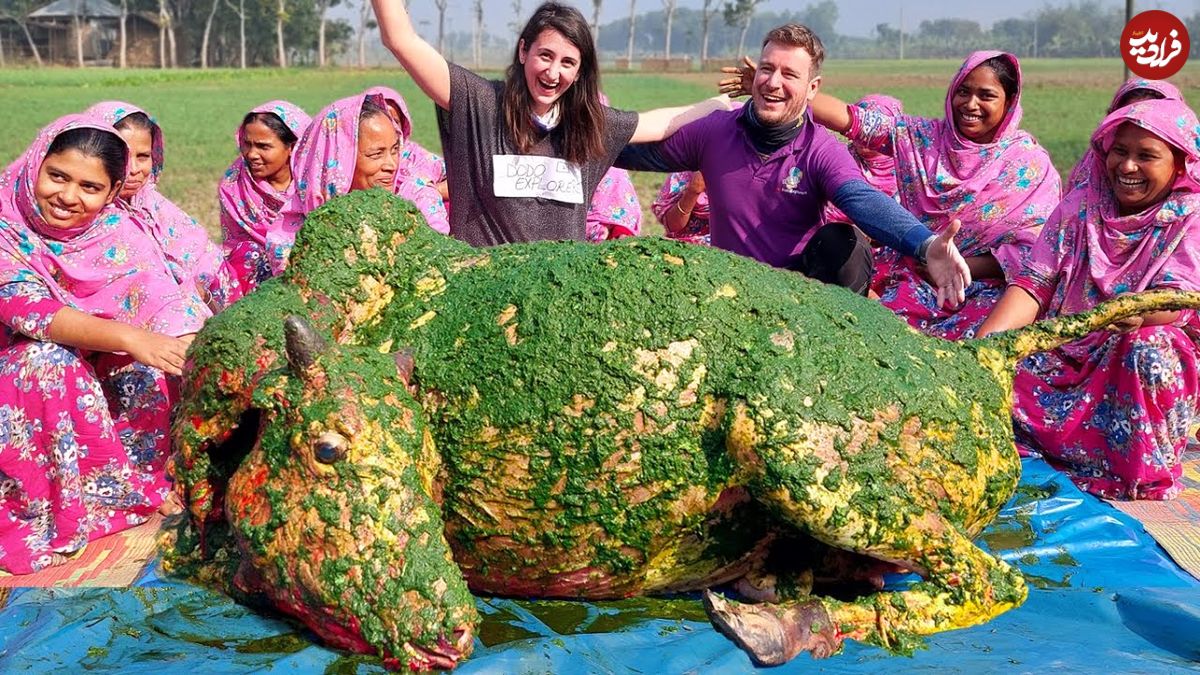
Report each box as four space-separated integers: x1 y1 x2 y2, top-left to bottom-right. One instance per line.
718 56 755 98
125 330 193 376
1110 309 1180 333
1110 315 1145 333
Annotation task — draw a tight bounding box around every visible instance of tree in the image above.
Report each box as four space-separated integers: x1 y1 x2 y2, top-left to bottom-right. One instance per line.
71 1 83 67
625 0 634 61
200 0 220 67
507 0 522 35
118 0 127 67
801 0 837 45
590 0 600 42
157 0 166 66
915 18 982 57
660 0 676 59
316 0 337 66
699 0 720 61
0 0 43 66
723 0 762 58
471 0 482 67
434 0 447 53
157 0 179 66
990 18 1034 57
274 0 286 66
357 0 375 66
225 0 246 67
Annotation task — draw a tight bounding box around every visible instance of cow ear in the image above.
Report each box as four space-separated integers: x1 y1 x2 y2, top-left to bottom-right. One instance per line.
284 315 327 376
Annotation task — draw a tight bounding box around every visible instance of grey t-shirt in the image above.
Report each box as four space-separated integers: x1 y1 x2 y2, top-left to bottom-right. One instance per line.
437 63 639 246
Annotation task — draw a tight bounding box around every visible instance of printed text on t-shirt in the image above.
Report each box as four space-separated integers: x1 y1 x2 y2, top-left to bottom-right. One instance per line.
492 155 584 204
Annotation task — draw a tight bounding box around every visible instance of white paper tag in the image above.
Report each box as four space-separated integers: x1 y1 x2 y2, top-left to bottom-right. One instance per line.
492 154 584 204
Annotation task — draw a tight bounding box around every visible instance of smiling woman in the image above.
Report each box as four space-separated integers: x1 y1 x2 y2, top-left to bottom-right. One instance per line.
265 86 449 275
351 97 402 190
87 101 237 311
370 0 731 246
35 144 124 231
977 98 1200 501
218 100 312 296
0 114 212 574
1067 78 1186 191
809 50 1060 341
1106 123 1183 215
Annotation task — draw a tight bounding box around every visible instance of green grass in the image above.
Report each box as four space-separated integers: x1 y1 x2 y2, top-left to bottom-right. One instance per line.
2 60 1198 238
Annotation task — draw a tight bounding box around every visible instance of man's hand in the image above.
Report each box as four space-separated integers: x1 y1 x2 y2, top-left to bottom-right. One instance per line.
923 219 971 309
718 56 755 98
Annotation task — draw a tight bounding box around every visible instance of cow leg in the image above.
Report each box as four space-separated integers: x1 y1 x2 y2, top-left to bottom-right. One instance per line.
704 516 1026 665
714 402 1025 664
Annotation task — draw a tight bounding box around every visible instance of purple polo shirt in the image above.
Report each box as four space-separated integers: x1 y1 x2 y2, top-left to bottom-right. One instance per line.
652 108 863 269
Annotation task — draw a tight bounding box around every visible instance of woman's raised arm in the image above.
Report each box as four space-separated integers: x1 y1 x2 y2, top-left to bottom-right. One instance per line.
371 0 452 110
810 92 852 134
630 95 734 143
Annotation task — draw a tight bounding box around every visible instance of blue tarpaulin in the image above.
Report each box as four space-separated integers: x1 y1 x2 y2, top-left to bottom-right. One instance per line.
2 458 1198 673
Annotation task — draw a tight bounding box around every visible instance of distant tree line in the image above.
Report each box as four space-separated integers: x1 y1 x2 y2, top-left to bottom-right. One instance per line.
2 0 1199 69
0 0 364 67
597 1 1200 61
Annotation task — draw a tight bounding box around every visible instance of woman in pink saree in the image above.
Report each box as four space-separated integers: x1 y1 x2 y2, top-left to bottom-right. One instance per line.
585 168 641 241
812 51 1061 339
584 93 642 241
0 115 210 573
269 87 449 274
978 98 1200 500
86 101 236 310
652 171 711 245
820 94 903 227
1066 78 1184 191
218 100 311 296
649 103 746 247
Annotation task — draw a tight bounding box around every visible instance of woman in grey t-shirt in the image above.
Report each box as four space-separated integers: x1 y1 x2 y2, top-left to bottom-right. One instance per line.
370 0 731 246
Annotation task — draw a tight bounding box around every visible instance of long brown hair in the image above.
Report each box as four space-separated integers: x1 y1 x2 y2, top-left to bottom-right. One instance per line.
502 2 605 166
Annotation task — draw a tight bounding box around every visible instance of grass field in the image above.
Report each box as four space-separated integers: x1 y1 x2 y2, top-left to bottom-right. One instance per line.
2 59 1198 238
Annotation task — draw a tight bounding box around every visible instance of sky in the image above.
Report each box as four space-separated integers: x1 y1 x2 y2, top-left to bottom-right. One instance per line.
404 0 1199 39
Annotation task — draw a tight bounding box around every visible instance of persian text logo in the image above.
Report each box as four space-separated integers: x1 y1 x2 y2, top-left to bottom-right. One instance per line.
1121 10 1190 79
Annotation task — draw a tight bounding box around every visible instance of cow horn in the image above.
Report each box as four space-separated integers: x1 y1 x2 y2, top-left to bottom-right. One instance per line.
284 315 327 374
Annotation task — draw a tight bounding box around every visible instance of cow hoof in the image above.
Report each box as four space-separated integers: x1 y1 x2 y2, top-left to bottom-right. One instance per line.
703 589 841 665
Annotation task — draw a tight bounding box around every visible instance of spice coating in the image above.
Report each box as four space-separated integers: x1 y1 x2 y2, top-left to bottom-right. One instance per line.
164 189 1200 670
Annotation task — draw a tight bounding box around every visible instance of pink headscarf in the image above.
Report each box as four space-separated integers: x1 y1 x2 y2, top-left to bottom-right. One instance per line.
269 87 448 274
1019 98 1200 317
849 51 1061 280
0 114 209 336
1066 78 1186 190
218 100 312 250
85 101 228 299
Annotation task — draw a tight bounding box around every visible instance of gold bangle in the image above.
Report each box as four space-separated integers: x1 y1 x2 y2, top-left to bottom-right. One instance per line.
675 201 691 215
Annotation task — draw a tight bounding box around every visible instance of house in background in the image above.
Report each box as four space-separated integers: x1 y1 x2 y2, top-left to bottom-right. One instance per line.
0 0 160 66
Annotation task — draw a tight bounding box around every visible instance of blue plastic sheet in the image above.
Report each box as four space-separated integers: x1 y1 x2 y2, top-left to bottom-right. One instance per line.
2 458 1198 673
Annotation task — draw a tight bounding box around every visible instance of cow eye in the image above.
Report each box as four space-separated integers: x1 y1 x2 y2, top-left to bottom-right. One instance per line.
312 431 348 464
